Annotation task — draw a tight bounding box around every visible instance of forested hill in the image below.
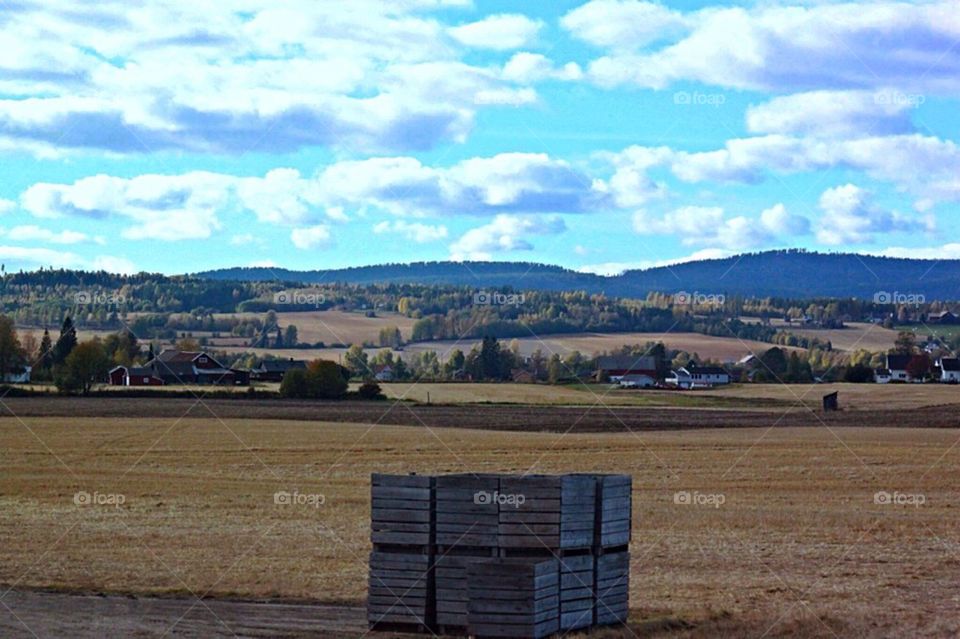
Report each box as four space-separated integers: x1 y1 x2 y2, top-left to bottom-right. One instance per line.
197 251 960 300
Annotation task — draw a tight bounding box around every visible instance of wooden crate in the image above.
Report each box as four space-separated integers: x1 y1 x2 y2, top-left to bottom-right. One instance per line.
497 475 596 551
371 474 434 548
558 553 594 631
467 558 560 639
367 550 434 629
596 475 632 549
434 548 497 629
435 474 501 549
594 550 630 626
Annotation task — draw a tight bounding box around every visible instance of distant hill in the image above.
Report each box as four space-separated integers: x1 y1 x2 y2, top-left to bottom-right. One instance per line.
196 250 960 300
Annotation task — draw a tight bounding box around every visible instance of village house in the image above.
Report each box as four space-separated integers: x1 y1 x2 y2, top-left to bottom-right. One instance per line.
595 355 658 387
143 349 245 386
939 357 960 383
108 366 164 386
250 358 306 382
666 364 731 389
884 354 911 382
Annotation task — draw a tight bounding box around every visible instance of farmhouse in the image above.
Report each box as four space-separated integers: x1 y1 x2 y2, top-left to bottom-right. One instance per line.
884 354 911 382
667 364 730 388
373 364 394 382
595 355 658 386
108 366 164 386
874 368 892 384
928 310 959 325
939 358 960 383
250 358 306 382
146 349 242 385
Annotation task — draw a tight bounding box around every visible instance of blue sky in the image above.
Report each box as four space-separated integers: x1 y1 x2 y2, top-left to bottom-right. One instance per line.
0 0 958 275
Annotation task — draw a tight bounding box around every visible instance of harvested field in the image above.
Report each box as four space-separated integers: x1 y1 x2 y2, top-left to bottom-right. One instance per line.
211 310 418 345
770 320 900 352
2 417 960 638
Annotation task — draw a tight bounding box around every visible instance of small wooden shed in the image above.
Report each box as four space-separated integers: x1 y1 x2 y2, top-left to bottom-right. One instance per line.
823 391 839 412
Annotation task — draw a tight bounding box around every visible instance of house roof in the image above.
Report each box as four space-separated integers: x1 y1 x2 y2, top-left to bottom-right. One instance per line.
256 359 306 372
940 358 960 372
886 354 911 370
929 311 957 319
687 364 729 375
595 355 656 372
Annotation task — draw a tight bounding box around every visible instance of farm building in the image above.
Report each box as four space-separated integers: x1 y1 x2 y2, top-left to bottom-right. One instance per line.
373 364 394 382
146 349 244 385
874 368 892 384
939 358 960 383
108 366 164 386
884 354 911 382
250 358 306 382
667 364 730 388
928 310 959 325
595 355 657 383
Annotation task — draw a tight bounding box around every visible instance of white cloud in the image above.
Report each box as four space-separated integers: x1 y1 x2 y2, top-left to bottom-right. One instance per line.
290 225 333 250
816 184 932 245
91 255 137 274
5 225 94 245
633 204 809 250
502 53 583 83
569 2 960 93
373 220 448 243
449 14 542 50
449 214 565 260
746 90 917 138
874 244 960 260
562 1 687 50
0 199 15 214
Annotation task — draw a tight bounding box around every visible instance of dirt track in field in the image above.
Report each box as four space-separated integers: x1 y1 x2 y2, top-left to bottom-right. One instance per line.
1 396 959 432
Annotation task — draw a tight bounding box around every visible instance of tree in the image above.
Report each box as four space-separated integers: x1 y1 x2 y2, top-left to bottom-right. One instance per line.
759 347 788 379
893 331 916 355
378 326 402 348
53 317 77 365
844 364 875 383
344 344 369 378
36 330 53 378
274 326 283 348
357 380 384 400
306 359 348 399
283 325 298 348
547 354 564 384
0 316 23 381
279 368 310 398
443 349 465 378
906 354 931 381
56 338 110 395
176 337 200 351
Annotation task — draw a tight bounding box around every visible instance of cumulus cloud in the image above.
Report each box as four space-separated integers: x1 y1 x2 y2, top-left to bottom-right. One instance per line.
449 214 565 260
565 1 960 93
290 225 333 250
746 90 917 138
0 199 16 214
5 225 97 245
374 220 448 243
502 53 583 83
633 204 809 249
0 246 134 272
449 14 542 50
816 184 932 245
0 2 543 155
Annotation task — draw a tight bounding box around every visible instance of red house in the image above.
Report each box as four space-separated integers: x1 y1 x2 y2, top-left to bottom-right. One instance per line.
146 350 242 385
108 366 165 386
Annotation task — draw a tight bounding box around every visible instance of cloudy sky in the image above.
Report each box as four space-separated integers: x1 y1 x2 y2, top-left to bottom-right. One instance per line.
1 0 958 275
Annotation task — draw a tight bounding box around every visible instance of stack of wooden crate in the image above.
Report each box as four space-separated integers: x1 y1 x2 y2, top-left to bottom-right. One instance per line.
367 474 435 633
466 558 560 639
367 472 632 637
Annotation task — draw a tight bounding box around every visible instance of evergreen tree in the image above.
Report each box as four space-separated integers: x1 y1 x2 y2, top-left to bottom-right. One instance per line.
53 317 77 365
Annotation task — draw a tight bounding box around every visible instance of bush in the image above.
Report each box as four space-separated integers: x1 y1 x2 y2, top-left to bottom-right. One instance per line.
279 368 310 398
280 360 348 399
357 381 385 400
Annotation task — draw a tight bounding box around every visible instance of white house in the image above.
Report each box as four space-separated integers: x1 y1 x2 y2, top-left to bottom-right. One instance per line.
939 358 960 383
3 365 31 383
667 365 730 389
885 354 911 382
618 373 657 388
874 368 892 384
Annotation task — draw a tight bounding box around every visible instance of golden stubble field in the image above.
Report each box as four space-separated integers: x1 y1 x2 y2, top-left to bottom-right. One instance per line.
2 417 960 637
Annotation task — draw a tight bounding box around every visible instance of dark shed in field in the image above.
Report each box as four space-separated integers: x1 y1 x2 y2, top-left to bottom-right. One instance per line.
823 391 839 412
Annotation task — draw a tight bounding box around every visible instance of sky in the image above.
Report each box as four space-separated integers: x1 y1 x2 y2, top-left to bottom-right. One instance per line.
0 0 959 275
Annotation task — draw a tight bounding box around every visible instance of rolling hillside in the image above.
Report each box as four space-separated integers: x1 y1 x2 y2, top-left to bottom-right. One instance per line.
196 250 960 300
